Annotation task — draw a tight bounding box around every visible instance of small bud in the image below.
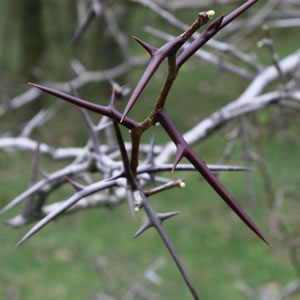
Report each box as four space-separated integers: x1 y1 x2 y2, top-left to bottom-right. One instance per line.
206 10 215 19
179 181 186 188
155 122 160 127
129 130 132 133
257 41 264 48
135 207 140 212
262 24 269 31
113 83 121 90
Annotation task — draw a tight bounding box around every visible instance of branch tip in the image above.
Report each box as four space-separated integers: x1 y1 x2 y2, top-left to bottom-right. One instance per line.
179 181 186 188
16 238 25 248
206 10 215 19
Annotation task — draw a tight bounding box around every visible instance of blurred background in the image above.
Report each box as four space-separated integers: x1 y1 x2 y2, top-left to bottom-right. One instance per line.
0 0 300 299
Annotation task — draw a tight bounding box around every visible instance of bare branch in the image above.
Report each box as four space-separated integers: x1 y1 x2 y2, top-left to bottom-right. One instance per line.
0 160 91 214
16 179 118 247
72 0 102 45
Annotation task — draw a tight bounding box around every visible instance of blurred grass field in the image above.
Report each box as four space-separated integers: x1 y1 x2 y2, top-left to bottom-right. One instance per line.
1 136 299 299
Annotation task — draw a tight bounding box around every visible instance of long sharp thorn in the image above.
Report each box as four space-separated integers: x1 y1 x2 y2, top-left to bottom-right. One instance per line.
29 82 140 128
172 145 185 173
28 82 108 115
16 178 116 247
16 190 98 247
132 36 157 56
134 220 152 238
16 200 76 247
16 202 71 247
157 110 269 246
121 35 185 122
0 183 42 215
187 150 270 247
120 55 160 122
134 211 180 239
157 211 180 221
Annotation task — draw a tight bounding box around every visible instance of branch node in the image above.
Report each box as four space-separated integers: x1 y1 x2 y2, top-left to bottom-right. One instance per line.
134 211 179 239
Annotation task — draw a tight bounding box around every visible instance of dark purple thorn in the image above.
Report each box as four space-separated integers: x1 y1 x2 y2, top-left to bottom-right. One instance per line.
172 144 185 173
28 82 109 115
120 36 184 122
120 55 162 122
132 36 157 56
186 148 270 247
28 83 138 129
156 110 270 246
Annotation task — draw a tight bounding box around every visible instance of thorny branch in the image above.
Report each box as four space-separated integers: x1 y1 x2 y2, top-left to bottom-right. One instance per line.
1 1 300 298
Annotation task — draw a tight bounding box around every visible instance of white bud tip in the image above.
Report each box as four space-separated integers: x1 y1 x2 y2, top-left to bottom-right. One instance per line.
206 10 215 19
262 25 269 31
113 83 120 90
179 182 186 188
155 122 160 127
135 207 140 212
129 130 132 133
257 41 263 48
